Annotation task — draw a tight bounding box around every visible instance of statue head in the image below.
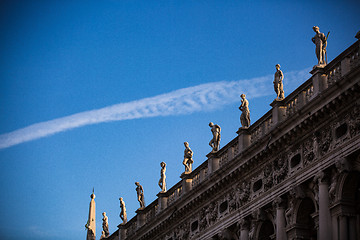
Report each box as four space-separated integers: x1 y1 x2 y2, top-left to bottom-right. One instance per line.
275 64 280 70
160 161 166 168
184 142 189 147
135 182 140 186
313 26 319 32
240 94 246 99
119 197 123 201
102 212 106 216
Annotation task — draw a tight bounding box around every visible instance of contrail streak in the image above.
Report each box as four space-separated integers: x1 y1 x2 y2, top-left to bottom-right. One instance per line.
0 68 310 149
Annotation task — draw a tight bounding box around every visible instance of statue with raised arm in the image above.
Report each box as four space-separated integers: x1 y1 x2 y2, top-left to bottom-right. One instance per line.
135 182 145 209
312 26 328 66
239 94 250 128
119 197 127 224
274 64 285 100
209 122 221 152
102 212 109 237
183 142 194 173
158 162 167 192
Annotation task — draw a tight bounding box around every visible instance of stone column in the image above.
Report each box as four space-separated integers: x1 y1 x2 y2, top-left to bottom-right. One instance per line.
239 219 249 240
136 208 146 229
118 224 127 240
180 173 193 194
207 152 220 174
349 216 357 240
270 100 287 126
310 66 328 97
157 192 168 213
274 198 287 240
339 215 348 240
317 172 332 240
236 128 251 154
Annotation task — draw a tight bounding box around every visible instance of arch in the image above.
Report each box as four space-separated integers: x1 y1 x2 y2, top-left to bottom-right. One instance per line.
339 172 360 202
294 197 317 240
337 171 360 239
257 220 274 240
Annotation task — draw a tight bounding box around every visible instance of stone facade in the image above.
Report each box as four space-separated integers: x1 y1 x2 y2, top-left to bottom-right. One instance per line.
106 37 360 240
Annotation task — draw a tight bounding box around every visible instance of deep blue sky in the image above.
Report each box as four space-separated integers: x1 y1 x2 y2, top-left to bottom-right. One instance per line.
0 1 359 239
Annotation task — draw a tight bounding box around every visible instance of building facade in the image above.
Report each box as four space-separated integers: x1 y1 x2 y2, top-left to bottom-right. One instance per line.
105 34 360 240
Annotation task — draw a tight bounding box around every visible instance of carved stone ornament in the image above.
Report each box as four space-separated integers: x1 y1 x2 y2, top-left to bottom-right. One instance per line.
285 198 294 226
335 158 351 173
328 168 339 204
237 181 250 206
349 104 360 137
273 156 288 185
263 163 274 191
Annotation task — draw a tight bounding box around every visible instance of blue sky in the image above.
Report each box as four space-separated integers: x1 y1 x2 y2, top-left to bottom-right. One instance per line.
0 1 359 239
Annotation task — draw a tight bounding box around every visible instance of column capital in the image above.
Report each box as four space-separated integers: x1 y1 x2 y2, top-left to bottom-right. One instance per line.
314 171 329 185
238 218 250 230
273 196 286 208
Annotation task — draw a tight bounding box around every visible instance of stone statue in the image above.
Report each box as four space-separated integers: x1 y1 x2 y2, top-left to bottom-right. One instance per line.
239 94 250 128
273 64 284 100
100 231 106 240
209 122 221 152
285 200 294 226
183 142 194 173
158 161 167 192
119 197 127 223
102 212 109 237
135 182 145 209
312 26 328 66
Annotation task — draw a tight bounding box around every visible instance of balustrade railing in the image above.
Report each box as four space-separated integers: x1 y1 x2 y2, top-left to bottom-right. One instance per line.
349 46 360 70
126 219 137 238
145 202 158 224
167 182 182 206
327 62 341 86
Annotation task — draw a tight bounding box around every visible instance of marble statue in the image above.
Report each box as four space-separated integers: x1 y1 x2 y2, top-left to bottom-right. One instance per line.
158 161 167 192
312 26 328 66
119 197 127 224
239 94 250 128
135 182 145 209
102 212 109 237
274 64 284 100
100 231 106 240
183 142 194 173
209 122 221 152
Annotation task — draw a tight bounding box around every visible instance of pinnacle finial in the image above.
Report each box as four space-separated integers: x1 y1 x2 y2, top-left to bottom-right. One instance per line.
91 188 95 199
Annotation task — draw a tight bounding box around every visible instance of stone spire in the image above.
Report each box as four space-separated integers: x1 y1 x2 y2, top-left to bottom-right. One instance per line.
85 188 96 240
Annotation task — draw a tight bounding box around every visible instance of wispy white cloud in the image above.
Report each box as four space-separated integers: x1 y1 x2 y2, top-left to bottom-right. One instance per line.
0 68 310 149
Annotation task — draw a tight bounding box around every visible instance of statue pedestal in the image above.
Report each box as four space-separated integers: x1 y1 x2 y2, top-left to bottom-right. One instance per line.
207 152 220 174
236 128 251 154
180 172 193 194
135 208 146 229
156 192 168 213
270 99 286 126
310 66 328 96
117 224 127 240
